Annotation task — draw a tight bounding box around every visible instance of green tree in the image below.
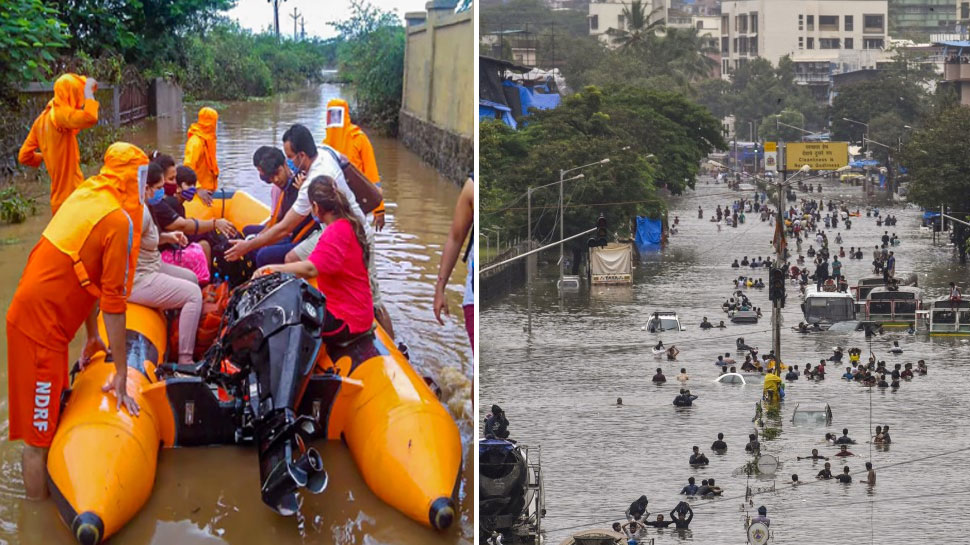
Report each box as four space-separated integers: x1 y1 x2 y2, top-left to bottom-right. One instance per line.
899 106 970 262
829 72 928 144
866 111 907 164
0 0 68 98
759 109 807 143
609 2 665 50
330 0 404 134
52 0 235 64
650 27 717 87
482 85 725 256
694 78 732 119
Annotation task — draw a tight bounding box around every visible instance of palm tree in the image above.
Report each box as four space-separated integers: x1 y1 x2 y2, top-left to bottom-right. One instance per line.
664 27 719 85
609 1 666 50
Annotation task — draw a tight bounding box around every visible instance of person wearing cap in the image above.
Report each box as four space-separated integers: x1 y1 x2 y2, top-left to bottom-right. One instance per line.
6 142 146 500
18 73 100 213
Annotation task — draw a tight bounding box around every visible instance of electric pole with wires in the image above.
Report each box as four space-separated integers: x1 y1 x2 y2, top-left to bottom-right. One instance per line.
268 0 287 40
290 6 300 41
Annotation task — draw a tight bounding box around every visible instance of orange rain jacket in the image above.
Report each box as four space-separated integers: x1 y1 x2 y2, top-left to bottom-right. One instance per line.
324 99 384 215
18 73 100 214
184 107 219 192
7 142 148 347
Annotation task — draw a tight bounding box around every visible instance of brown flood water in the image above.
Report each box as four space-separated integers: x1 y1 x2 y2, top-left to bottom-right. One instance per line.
0 84 473 544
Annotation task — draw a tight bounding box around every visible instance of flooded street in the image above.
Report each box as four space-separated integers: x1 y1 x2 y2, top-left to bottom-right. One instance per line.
0 84 472 544
481 178 970 544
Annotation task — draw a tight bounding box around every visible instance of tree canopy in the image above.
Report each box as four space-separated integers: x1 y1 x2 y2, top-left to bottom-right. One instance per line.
0 0 69 98
900 106 970 262
482 85 725 248
695 57 824 139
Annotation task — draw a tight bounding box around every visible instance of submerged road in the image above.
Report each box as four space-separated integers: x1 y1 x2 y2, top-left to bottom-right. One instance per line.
481 175 970 544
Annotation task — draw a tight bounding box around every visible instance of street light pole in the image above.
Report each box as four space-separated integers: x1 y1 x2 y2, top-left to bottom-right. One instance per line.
776 120 816 140
556 159 610 289
842 117 869 153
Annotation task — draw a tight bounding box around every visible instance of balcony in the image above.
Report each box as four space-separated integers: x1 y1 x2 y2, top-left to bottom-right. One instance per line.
795 73 832 84
944 62 970 81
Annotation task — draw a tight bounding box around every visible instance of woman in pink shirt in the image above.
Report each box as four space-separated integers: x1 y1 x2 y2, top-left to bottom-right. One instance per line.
255 175 373 342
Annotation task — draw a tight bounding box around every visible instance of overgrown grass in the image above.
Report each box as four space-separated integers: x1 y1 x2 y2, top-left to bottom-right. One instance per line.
0 186 35 224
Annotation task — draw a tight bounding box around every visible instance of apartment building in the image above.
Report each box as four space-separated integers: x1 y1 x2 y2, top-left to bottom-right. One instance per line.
889 0 960 39
938 40 970 105
589 0 721 52
720 0 890 77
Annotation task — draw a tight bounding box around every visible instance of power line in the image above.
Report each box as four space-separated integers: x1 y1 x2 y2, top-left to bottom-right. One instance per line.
540 445 970 534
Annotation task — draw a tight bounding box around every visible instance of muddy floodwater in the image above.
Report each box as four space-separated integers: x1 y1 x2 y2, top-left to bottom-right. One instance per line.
0 85 472 544
481 177 970 544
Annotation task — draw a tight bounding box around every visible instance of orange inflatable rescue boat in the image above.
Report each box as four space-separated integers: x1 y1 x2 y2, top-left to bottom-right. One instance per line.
46 191 462 544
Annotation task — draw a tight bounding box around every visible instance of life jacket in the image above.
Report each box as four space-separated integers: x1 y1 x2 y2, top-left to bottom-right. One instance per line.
268 179 317 243
42 142 148 296
168 280 231 361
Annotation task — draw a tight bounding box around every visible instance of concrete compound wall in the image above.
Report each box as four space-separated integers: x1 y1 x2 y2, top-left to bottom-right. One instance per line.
400 1 473 184
149 78 183 119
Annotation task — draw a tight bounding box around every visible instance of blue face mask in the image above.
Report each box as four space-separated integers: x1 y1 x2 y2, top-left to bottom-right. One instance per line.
147 187 165 205
181 187 197 201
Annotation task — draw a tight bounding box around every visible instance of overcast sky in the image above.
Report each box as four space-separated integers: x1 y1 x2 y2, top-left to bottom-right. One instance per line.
226 0 434 39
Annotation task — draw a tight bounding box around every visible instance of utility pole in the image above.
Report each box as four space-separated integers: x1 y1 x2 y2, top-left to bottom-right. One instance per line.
559 168 565 290
527 187 533 334
269 0 287 41
290 6 300 41
300 15 306 40
772 143 787 369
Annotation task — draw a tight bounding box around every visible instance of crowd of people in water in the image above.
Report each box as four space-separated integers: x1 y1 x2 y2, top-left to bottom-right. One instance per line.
613 185 933 544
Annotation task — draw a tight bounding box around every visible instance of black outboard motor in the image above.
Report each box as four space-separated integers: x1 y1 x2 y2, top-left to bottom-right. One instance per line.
479 438 530 537
216 273 328 515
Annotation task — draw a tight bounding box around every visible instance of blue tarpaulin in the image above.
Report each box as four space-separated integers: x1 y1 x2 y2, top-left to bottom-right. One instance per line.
479 100 517 129
530 92 561 110
635 216 663 253
501 80 561 118
924 211 941 220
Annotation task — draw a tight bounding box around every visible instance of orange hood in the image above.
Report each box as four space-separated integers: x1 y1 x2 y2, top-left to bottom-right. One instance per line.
46 73 88 133
324 99 361 153
42 142 148 296
187 107 219 176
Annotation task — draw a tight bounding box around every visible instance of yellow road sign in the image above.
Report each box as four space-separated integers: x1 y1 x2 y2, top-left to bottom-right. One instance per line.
784 142 848 170
764 141 777 152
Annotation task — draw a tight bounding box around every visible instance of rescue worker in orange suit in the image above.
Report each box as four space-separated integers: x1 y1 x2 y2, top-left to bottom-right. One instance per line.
323 99 385 231
183 106 219 206
6 142 146 500
18 73 100 214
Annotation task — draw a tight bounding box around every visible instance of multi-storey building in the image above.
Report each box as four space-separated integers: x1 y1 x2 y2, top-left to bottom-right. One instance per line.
720 0 891 100
889 0 960 39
